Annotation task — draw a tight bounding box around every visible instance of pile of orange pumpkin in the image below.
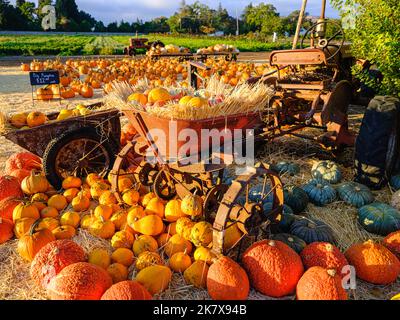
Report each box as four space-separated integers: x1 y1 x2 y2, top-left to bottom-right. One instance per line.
1 151 399 300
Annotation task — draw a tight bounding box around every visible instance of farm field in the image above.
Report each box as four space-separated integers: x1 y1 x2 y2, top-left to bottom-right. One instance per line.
0 34 292 56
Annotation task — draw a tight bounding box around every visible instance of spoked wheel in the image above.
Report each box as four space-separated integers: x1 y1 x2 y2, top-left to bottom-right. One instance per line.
211 163 284 256
153 169 177 201
43 128 118 190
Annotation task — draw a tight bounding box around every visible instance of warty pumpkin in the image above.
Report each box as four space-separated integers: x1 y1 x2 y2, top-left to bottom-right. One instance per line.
169 252 192 272
0 175 23 201
296 267 348 300
4 152 41 175
383 231 400 258
107 263 129 283
110 210 128 230
133 235 158 256
71 192 90 212
101 280 152 300
21 171 49 195
88 248 111 269
30 239 86 288
0 217 14 244
47 262 112 300
207 256 249 300
17 220 56 262
181 193 203 217
190 221 213 247
136 265 172 295
0 196 23 221
135 251 164 271
111 230 134 249
183 260 209 289
175 217 195 241
345 240 400 284
141 192 156 207
300 242 348 275
90 181 110 200
99 190 118 206
122 189 140 206
242 240 304 298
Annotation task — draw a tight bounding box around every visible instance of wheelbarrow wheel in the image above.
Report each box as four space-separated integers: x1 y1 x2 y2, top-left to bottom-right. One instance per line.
43 128 118 190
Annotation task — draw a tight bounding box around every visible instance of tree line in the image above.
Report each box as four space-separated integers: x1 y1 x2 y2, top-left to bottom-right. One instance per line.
0 0 320 36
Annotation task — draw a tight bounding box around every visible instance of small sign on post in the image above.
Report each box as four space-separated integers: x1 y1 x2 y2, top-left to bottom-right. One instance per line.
29 70 61 106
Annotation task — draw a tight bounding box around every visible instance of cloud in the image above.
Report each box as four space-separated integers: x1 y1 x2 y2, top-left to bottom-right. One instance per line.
10 0 339 24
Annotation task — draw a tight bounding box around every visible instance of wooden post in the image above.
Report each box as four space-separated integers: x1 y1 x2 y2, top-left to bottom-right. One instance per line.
292 0 308 50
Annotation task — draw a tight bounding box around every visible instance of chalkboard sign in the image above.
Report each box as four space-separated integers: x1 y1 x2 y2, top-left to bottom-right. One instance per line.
29 70 60 86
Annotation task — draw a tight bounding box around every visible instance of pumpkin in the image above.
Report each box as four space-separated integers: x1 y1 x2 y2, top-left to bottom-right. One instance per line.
62 176 82 189
9 113 27 128
278 213 307 234
122 189 140 206
300 242 348 274
110 210 128 230
10 168 31 183
290 218 336 244
99 190 118 206
37 217 60 232
21 63 30 71
248 184 273 203
30 239 86 288
71 192 90 212
36 87 53 100
4 152 41 174
101 280 152 300
21 171 49 195
94 204 113 221
80 84 94 98
175 217 195 240
301 179 337 206
86 173 102 186
132 214 163 236
47 262 112 300
183 260 209 289
166 222 177 235
296 267 348 300
141 192 156 207
136 265 172 295
383 231 400 258
90 181 110 200
107 263 129 283
271 161 300 176
165 234 193 257
89 248 111 269
0 175 23 201
17 220 56 262
190 221 213 247
0 217 14 244
157 233 172 247
169 252 192 272
391 293 400 300
358 202 400 236
145 197 165 218
31 193 49 209
194 246 216 264
61 87 75 100
127 205 146 226
128 92 148 106
390 174 400 191
345 240 400 284
181 193 203 217
47 194 68 211
337 182 374 208
26 111 46 127
63 188 79 203
311 160 342 184
283 185 309 214
53 225 76 240
118 177 134 193
207 256 249 300
133 235 158 256
223 222 243 251
270 233 307 254
40 206 59 219
111 230 134 249
0 197 22 221
13 202 40 222
148 87 172 104
135 251 164 271
242 240 304 297
14 217 36 238
90 218 115 239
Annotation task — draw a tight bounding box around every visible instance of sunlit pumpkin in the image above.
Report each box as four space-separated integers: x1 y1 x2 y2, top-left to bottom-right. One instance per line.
52 225 76 239
21 171 49 195
36 87 53 101
47 194 68 211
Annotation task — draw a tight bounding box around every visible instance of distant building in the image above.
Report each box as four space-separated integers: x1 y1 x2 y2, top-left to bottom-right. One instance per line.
208 31 224 37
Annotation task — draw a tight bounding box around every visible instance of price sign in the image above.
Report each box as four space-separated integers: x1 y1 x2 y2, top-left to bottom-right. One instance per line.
29 71 60 86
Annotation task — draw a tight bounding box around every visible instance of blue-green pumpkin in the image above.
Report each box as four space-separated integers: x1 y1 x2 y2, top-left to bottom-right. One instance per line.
270 233 307 254
290 218 336 244
358 202 400 236
336 182 374 208
390 175 400 191
277 212 306 233
270 161 300 176
302 179 337 206
283 185 309 214
311 160 342 184
248 184 273 203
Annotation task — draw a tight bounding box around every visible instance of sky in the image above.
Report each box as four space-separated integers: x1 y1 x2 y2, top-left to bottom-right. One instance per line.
11 0 340 24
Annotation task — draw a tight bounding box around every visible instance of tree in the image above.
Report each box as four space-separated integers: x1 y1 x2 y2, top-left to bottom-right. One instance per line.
0 0 28 30
242 3 281 35
16 0 25 7
330 0 400 96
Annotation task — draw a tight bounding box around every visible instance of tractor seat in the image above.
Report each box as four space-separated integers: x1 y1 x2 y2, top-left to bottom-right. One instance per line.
269 49 337 68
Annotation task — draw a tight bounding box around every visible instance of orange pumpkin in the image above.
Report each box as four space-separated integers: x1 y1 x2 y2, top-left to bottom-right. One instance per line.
107 263 129 283
13 202 40 222
14 217 36 238
21 63 30 72
60 87 75 99
80 85 94 98
207 256 249 300
62 176 82 189
9 113 27 128
36 87 53 101
90 181 110 200
296 267 348 300
345 240 400 284
0 197 23 221
40 206 59 219
52 225 76 239
30 239 86 289
21 171 49 195
63 188 80 203
383 231 400 259
242 240 304 298
9 169 31 184
0 175 23 201
0 217 14 244
4 152 42 174
60 76 71 87
99 191 118 206
47 262 112 300
101 280 152 300
122 189 140 206
71 192 90 212
47 194 68 211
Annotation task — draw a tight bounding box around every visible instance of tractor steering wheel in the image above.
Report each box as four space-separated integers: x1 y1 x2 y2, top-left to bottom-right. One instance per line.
300 20 345 61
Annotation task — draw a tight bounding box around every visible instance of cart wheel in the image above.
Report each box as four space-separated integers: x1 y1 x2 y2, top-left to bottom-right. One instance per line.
43 128 118 190
153 169 177 201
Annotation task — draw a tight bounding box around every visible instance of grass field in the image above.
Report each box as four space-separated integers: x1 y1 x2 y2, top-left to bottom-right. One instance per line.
0 33 293 56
